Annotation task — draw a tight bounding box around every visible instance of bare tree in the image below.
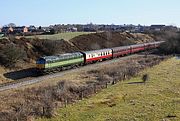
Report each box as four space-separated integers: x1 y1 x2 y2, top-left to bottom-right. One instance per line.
106 31 112 40
7 23 16 27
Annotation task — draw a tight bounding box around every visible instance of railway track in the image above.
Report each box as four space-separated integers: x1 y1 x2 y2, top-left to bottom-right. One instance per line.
0 67 80 92
0 52 155 92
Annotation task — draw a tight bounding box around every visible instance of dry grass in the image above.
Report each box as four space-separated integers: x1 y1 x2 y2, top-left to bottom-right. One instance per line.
38 58 180 121
0 67 12 84
0 55 169 121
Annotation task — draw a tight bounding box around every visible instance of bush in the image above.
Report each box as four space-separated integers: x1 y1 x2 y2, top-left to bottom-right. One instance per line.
158 33 180 54
32 39 63 56
142 74 149 83
0 44 26 67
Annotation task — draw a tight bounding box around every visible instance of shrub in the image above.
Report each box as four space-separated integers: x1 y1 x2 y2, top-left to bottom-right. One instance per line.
158 32 180 54
32 39 63 56
142 74 149 83
0 44 26 67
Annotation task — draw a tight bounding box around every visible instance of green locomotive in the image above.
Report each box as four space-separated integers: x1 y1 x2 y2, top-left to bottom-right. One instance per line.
36 52 84 71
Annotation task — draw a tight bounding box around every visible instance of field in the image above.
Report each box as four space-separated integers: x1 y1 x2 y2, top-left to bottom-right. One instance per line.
38 58 180 121
26 32 94 40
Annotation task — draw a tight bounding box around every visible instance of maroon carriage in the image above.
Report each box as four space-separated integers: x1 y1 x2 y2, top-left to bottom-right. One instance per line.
112 46 131 58
130 44 145 53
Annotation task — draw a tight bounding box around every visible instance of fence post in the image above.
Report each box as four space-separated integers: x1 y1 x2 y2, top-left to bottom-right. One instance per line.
80 91 83 100
106 82 108 88
112 79 115 85
93 84 96 93
123 74 126 80
65 99 68 108
42 106 45 115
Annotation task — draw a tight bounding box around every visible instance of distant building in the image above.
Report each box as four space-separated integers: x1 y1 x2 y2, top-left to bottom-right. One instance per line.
2 26 28 34
28 25 37 32
150 25 165 31
23 27 28 33
13 26 28 33
0 27 2 32
177 27 180 32
2 26 13 34
67 27 77 32
9 27 14 33
164 26 178 32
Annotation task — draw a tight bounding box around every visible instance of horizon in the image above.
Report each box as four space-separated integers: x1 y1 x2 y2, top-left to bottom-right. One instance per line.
1 0 180 27
0 23 179 28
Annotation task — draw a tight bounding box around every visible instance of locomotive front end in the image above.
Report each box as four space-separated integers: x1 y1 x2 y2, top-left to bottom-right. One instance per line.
36 58 45 70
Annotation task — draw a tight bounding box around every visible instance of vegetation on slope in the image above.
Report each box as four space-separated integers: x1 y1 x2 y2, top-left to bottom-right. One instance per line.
0 32 155 68
159 33 180 54
38 58 180 121
0 55 166 121
26 32 94 41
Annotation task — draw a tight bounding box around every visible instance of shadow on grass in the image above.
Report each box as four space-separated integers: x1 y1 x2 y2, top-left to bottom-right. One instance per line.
127 81 145 84
3 68 40 80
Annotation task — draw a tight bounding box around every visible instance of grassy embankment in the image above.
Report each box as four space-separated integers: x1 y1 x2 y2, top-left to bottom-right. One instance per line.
38 58 180 121
26 32 94 40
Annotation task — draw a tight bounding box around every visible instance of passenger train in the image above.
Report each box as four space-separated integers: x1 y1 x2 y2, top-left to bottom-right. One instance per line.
36 41 164 72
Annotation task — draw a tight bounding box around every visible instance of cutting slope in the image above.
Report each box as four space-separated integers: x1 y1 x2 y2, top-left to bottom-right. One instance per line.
70 32 154 51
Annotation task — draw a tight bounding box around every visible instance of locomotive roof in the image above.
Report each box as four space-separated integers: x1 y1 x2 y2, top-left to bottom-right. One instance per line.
41 52 83 62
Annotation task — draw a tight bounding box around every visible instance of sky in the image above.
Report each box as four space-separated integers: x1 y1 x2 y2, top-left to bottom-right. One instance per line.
1 0 180 27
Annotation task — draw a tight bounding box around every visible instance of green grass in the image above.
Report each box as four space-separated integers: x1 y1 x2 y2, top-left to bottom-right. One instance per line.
0 37 7 40
38 58 180 121
26 32 94 41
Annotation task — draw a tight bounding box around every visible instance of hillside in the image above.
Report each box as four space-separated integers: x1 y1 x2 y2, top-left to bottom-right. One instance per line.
0 32 155 67
70 32 154 51
38 58 180 121
26 32 94 41
0 32 155 83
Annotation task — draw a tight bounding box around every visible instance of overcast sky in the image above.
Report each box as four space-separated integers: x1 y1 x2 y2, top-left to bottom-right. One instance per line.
1 0 180 27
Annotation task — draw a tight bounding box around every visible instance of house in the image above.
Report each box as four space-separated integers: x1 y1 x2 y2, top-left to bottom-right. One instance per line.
150 25 165 31
13 26 28 33
2 26 14 34
1 26 29 34
67 27 78 32
164 26 178 32
23 27 28 33
178 28 180 32
28 25 37 32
